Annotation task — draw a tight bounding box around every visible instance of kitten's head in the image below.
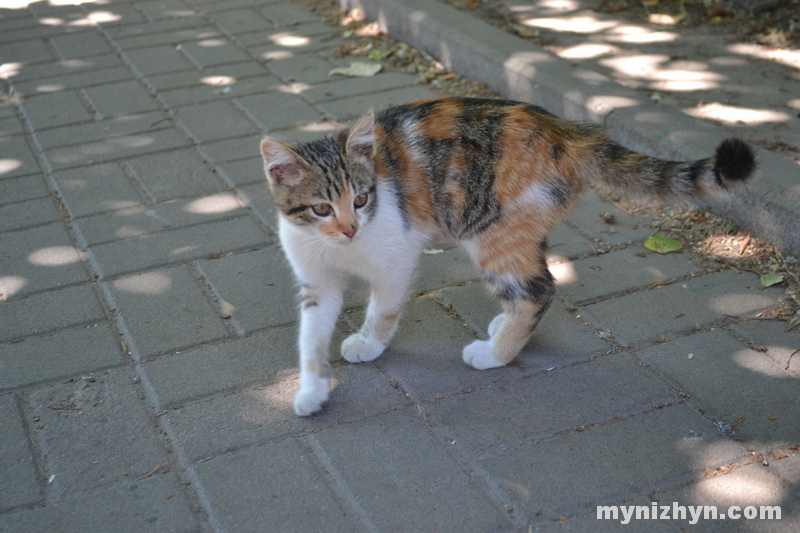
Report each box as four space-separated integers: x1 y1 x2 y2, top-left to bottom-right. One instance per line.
260 113 377 244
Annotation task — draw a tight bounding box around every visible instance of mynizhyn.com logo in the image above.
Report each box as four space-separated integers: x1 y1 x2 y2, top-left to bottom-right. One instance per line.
597 503 781 525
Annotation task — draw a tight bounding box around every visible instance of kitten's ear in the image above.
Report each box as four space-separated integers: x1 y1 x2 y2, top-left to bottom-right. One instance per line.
260 137 308 187
346 111 375 160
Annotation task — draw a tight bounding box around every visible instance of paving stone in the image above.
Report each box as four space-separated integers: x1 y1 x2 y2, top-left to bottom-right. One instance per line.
375 295 525 401
200 135 267 164
637 329 800 453
302 72 419 104
159 74 282 108
238 181 279 231
0 222 90 297
176 38 251 68
0 135 42 179
146 61 268 92
427 352 678 459
108 265 230 357
211 7 276 35
49 31 114 60
0 196 62 232
217 156 263 186
579 270 782 346
0 394 41 512
82 80 160 118
35 110 170 150
652 462 797 532
439 281 610 372
479 404 747 520
53 162 145 218
0 38 56 65
0 473 200 532
92 216 269 277
124 147 227 202
248 31 343 60
194 0 284 12
115 26 225 53
0 116 23 136
770 452 800 485
104 17 211 43
267 52 341 85
260 2 323 26
176 100 260 142
192 438 358 532
198 247 297 333
410 245 480 294
163 357 407 460
0 284 105 341
1 54 125 84
547 222 596 259
313 407 512 531
22 90 93 130
0 175 49 205
46 128 191 170
11 66 133 98
318 85 441 122
567 189 656 245
84 2 148 27
27 369 167 492
124 45 195 76
144 327 296 409
77 192 249 246
555 246 704 307
135 0 199 20
0 323 123 390
729 319 800 374
235 91 323 131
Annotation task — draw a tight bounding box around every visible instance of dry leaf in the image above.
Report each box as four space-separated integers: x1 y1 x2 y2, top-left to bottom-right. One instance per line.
218 299 236 319
772 449 789 460
329 62 382 77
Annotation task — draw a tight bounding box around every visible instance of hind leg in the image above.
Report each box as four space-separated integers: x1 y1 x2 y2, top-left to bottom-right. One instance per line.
463 269 555 370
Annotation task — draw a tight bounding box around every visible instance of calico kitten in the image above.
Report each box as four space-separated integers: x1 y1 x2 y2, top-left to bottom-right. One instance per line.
260 97 755 416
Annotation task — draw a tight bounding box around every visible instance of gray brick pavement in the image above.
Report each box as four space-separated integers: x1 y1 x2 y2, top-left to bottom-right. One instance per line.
1 0 798 531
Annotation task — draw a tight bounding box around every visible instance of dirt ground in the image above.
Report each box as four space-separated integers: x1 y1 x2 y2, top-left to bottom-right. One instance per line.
445 0 800 164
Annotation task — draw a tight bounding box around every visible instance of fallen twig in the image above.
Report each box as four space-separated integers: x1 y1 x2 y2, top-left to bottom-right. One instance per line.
135 462 167 481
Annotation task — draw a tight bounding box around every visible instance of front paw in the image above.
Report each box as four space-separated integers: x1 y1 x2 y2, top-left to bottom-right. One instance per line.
463 340 504 370
294 377 330 416
341 333 385 363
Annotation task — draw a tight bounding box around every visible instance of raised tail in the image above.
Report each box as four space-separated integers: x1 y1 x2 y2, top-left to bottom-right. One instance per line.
591 137 756 205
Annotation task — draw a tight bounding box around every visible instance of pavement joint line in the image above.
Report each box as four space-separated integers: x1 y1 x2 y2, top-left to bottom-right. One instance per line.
119 160 158 205
96 278 141 360
304 432 381 533
11 393 47 508
466 459 532 527
192 262 247 337
146 386 226 533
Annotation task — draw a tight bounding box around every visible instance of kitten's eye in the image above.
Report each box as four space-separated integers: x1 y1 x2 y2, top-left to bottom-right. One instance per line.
353 194 368 209
312 203 332 217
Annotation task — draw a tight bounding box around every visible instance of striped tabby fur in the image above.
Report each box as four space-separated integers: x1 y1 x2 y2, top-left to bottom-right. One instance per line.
260 97 755 416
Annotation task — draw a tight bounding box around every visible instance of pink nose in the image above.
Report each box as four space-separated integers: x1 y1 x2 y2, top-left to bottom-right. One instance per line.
343 227 357 239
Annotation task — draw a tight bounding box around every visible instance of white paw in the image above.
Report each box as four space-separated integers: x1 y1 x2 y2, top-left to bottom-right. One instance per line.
463 340 505 370
487 313 507 337
294 377 330 416
341 333 385 363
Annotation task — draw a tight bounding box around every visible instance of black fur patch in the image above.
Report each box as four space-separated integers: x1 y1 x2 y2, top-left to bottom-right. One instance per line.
685 159 707 186
713 138 755 183
486 271 555 303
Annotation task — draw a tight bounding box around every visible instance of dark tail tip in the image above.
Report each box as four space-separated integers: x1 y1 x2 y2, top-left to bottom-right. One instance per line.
713 138 756 183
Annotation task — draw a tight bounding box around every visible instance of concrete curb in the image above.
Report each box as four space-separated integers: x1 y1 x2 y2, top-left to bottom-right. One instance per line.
337 0 800 256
